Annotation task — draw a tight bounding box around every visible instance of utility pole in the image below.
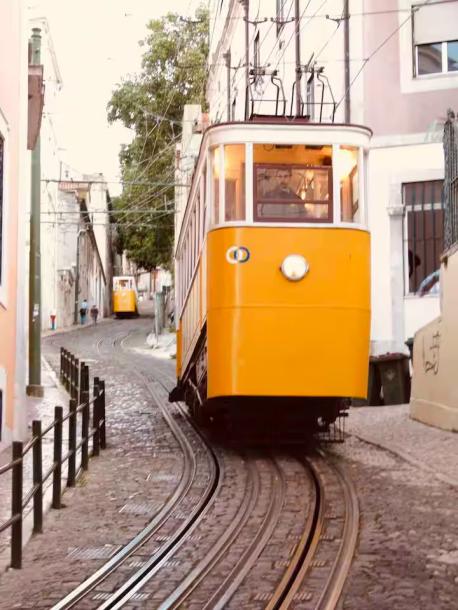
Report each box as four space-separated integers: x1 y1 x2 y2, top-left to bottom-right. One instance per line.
343 0 351 123
239 0 249 120
27 28 43 398
294 0 302 117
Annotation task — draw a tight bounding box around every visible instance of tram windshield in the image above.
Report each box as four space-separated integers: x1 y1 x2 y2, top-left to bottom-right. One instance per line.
254 144 332 223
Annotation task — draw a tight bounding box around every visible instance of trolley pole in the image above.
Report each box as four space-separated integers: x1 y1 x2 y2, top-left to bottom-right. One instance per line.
294 0 302 117
27 28 43 398
343 0 351 123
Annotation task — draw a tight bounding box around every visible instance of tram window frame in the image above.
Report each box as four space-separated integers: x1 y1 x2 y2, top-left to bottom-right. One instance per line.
253 163 333 223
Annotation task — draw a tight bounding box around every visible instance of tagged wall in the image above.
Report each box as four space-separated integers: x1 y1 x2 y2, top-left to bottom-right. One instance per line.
410 248 458 431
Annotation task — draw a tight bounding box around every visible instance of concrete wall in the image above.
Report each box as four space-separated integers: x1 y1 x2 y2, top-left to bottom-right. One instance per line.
410 248 458 431
0 0 28 447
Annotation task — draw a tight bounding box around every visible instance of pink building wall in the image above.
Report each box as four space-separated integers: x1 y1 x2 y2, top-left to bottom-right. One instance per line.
0 0 27 444
363 0 458 136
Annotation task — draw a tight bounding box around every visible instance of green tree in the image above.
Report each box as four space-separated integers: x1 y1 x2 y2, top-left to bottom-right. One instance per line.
108 7 208 270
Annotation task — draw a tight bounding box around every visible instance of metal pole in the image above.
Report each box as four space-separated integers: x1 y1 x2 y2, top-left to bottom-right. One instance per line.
99 379 106 450
239 0 250 120
67 398 77 487
93 377 100 457
52 406 63 509
81 365 90 470
32 420 43 534
343 0 351 123
11 441 23 569
294 0 302 117
27 28 43 398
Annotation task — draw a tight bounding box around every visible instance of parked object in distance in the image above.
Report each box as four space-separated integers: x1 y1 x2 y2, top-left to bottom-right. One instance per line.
112 276 138 317
169 120 371 433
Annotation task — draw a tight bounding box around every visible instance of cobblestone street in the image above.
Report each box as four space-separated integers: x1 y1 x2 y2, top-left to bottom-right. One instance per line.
0 317 457 609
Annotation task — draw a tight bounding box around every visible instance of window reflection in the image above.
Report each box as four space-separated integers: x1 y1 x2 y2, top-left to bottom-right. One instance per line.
225 144 245 221
417 43 442 75
339 147 359 223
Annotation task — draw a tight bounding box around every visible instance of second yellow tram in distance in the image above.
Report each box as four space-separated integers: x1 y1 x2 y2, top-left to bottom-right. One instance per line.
169 120 371 430
112 276 138 317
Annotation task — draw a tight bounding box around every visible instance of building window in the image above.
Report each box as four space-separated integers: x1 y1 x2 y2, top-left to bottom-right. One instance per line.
413 1 458 76
403 180 444 295
0 136 4 287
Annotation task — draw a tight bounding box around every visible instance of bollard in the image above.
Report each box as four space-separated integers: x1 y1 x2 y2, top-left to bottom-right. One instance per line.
67 398 77 487
52 406 63 509
11 441 23 569
93 377 100 457
81 365 90 471
69 354 74 397
78 360 85 406
73 357 79 402
32 420 43 534
60 347 64 383
99 379 106 450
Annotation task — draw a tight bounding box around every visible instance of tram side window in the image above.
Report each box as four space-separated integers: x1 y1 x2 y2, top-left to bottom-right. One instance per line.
225 144 246 221
211 147 220 224
339 146 359 223
253 144 332 222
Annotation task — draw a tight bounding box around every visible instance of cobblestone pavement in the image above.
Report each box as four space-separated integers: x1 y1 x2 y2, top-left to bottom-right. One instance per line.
0 316 457 609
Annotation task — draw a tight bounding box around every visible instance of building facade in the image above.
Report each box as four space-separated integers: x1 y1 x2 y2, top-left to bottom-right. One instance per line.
0 0 31 448
208 0 458 354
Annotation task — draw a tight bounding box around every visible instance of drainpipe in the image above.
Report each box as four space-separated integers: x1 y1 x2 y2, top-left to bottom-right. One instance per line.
223 49 232 121
344 0 350 123
74 228 86 325
27 28 43 398
294 0 302 117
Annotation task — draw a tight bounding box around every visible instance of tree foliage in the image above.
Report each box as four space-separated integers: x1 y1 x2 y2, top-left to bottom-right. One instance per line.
108 7 208 271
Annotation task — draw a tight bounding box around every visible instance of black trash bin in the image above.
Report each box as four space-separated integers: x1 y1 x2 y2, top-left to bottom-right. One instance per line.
375 353 411 405
367 357 383 405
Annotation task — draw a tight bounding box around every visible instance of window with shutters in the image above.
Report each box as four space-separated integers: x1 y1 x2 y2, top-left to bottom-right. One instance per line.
413 1 458 76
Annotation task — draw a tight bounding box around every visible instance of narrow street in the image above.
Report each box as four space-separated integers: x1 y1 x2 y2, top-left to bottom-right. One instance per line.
0 316 457 609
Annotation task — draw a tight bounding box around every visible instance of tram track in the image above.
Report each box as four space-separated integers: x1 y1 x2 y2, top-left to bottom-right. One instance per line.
48 322 360 609
51 331 221 610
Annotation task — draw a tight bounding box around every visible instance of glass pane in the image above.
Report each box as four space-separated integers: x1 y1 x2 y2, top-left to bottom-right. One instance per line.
225 144 245 221
253 144 332 222
417 43 442 75
339 147 359 223
447 40 458 71
211 147 219 224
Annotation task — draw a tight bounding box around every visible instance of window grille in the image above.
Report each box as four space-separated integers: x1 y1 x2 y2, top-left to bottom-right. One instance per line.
443 110 458 249
403 180 444 295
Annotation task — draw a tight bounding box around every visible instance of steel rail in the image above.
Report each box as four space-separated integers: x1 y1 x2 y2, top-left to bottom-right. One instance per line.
267 452 359 610
51 333 220 610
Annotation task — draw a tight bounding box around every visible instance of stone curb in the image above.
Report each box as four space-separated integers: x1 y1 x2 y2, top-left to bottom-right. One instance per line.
350 432 458 489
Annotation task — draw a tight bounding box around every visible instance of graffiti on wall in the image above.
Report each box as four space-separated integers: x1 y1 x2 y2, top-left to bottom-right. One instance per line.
422 329 441 375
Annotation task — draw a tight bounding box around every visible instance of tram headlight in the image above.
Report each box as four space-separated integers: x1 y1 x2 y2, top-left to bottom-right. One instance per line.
280 255 309 282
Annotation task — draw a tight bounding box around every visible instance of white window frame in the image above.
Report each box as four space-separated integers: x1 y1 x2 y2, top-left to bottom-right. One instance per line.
399 0 458 93
0 110 10 308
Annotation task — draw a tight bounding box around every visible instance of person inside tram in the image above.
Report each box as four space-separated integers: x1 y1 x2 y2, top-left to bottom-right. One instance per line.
266 167 302 201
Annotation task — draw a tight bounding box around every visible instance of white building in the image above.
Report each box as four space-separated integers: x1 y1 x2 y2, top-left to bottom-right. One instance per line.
208 0 458 354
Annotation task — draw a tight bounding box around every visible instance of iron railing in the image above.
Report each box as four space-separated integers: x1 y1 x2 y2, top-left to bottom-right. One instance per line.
443 109 458 250
0 348 106 569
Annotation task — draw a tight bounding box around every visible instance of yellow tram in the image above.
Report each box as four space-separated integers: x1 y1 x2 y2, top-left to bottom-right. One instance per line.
112 276 138 317
169 120 371 429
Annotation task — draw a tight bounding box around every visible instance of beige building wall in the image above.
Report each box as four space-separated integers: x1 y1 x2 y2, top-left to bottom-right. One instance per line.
0 0 28 447
410 248 458 431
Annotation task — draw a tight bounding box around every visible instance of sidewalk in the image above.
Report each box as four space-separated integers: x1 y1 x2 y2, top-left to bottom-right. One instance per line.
0 360 71 571
347 404 458 487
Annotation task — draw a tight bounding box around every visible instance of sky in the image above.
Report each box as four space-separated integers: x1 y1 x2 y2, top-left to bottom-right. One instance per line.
28 0 203 195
